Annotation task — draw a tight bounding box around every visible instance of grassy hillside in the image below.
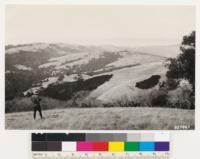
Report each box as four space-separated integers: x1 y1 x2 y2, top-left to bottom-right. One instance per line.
90 61 167 103
5 107 194 130
6 43 168 101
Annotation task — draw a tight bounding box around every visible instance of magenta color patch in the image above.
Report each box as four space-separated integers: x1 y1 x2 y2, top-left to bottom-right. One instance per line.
77 142 93 151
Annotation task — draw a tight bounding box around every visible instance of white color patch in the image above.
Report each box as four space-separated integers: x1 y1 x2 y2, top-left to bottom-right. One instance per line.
155 133 170 142
62 142 76 152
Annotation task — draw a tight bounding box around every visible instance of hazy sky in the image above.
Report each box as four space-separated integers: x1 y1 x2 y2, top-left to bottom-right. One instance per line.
6 5 195 46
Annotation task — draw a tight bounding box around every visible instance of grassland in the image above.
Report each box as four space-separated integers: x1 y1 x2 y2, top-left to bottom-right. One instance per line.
5 107 194 130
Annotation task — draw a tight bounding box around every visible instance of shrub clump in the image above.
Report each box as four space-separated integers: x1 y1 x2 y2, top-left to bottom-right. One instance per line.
167 79 194 109
135 75 161 89
5 97 67 113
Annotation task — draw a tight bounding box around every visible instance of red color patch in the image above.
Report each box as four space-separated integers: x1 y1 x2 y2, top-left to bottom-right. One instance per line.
93 142 108 151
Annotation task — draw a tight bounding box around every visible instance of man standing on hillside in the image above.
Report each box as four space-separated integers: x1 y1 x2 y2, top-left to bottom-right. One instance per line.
31 91 43 120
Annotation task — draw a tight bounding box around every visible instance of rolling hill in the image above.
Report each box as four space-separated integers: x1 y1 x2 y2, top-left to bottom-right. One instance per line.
90 61 167 103
5 43 178 104
6 43 194 130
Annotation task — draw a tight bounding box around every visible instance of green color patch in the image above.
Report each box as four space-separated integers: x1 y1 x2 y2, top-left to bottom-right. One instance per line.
125 142 139 151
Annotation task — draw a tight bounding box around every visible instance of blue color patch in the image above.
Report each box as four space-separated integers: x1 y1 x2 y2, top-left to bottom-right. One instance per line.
139 142 155 151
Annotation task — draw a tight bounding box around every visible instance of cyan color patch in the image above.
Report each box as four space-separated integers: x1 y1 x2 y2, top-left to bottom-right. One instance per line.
139 142 155 151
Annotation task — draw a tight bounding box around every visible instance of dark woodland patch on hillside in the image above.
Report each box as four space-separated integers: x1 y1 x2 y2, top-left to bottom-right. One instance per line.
5 69 52 100
5 43 85 70
5 51 59 69
40 74 113 100
135 75 161 89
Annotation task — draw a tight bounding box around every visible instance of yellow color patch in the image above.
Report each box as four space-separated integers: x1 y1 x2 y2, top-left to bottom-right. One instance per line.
108 142 124 152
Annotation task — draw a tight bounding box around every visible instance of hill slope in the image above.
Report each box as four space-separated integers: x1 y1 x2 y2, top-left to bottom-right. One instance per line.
90 61 167 103
5 43 178 104
133 44 180 58
5 107 194 130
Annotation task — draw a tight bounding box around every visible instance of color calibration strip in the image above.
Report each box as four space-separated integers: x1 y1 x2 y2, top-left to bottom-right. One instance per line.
32 133 170 158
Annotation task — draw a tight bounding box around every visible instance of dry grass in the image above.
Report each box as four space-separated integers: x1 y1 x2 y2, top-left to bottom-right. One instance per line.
5 97 67 113
5 107 194 130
